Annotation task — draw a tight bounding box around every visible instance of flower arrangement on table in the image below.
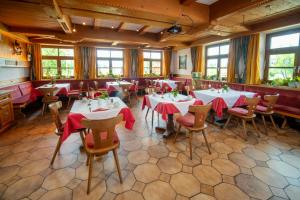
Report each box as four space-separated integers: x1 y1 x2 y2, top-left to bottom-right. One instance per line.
222 84 229 92
99 91 109 99
171 89 179 98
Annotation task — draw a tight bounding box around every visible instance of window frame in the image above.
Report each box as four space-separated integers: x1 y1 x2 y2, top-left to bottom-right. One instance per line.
96 48 124 77
205 42 229 81
265 28 300 81
41 46 75 79
143 50 162 75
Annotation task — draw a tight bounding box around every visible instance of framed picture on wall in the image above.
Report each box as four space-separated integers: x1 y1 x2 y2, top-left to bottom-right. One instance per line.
179 55 187 69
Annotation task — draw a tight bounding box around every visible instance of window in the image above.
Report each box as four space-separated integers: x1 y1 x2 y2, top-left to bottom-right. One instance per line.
266 29 300 80
41 47 74 78
143 50 162 75
96 49 124 76
205 43 229 81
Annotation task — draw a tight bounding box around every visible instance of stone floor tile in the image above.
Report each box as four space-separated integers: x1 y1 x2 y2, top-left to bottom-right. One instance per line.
132 181 145 193
134 163 160 183
236 174 272 200
222 175 235 184
28 188 47 200
107 170 135 194
255 142 282 156
2 175 43 200
51 154 77 169
212 142 233 154
170 172 200 197
191 193 216 200
280 154 300 169
270 187 288 199
252 166 288 188
18 159 49 177
127 150 149 165
214 183 250 200
159 172 171 182
148 145 169 159
66 178 82 189
243 147 270 162
169 152 178 158
122 139 142 151
267 160 300 178
39 187 72 200
193 165 222 186
73 178 106 200
286 177 300 186
157 157 182 174
241 167 253 175
0 152 30 167
285 185 300 200
103 155 128 173
224 138 246 152
212 158 240 176
177 152 201 167
0 165 20 183
42 168 75 190
182 165 193 173
229 152 256 168
148 157 159 164
115 190 144 200
143 180 176 200
202 159 211 166
101 192 116 200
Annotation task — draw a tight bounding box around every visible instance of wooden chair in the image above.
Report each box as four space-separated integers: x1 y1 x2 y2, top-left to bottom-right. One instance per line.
184 85 194 96
255 94 279 134
81 115 123 194
39 87 59 116
174 104 212 159
48 101 64 165
121 84 131 106
224 97 261 140
129 80 139 100
176 81 185 94
67 81 84 108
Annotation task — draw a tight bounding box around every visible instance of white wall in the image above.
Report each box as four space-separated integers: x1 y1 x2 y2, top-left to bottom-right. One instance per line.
171 48 193 76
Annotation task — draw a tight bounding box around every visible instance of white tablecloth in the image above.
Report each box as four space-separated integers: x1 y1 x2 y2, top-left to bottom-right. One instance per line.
154 80 178 89
193 89 255 108
37 83 70 95
106 81 132 91
147 93 195 115
70 97 127 120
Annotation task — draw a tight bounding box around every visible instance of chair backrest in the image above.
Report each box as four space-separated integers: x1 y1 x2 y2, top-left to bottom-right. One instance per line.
264 94 279 112
121 84 131 97
188 104 212 129
48 101 63 132
176 81 184 91
246 97 260 116
39 87 57 102
81 115 122 149
93 81 99 90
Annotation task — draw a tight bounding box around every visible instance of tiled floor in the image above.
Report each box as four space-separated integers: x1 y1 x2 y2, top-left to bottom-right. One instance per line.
0 98 300 200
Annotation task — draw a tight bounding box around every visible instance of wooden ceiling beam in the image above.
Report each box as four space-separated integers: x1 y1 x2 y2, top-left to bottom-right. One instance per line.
52 0 73 33
138 25 150 35
0 23 30 43
180 0 195 5
116 22 125 32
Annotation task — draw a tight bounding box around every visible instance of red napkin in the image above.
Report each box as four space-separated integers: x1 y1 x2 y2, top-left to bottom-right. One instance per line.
92 108 109 112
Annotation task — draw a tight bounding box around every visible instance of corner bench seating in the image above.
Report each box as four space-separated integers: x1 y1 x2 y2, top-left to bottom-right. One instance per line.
173 78 300 128
0 81 41 117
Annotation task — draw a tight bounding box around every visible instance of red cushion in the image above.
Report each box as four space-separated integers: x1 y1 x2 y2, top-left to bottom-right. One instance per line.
2 85 22 100
68 90 80 96
228 107 248 115
176 113 195 127
85 131 119 148
19 82 33 96
256 105 267 112
13 95 31 104
274 105 300 116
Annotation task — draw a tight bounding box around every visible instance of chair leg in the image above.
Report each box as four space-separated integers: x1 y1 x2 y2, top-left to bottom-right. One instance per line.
281 116 287 128
252 118 260 138
50 136 62 165
87 154 94 194
151 110 154 127
67 96 72 108
42 103 46 116
86 154 90 166
145 108 150 119
113 149 123 183
174 124 181 143
270 115 277 129
202 130 211 154
223 114 232 129
188 131 193 160
261 115 268 135
241 119 247 140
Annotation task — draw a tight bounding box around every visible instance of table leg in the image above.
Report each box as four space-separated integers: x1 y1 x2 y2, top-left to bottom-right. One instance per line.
163 114 176 138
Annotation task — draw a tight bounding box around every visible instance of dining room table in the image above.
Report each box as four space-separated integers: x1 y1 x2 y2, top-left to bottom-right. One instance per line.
142 93 203 138
191 88 257 118
36 83 70 96
106 80 133 94
62 97 135 142
153 79 179 92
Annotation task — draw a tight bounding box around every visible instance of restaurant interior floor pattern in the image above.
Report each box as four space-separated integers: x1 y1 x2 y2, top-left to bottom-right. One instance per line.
0 98 300 200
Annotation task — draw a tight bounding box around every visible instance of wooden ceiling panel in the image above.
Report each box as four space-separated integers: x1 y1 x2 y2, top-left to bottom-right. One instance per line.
71 16 94 26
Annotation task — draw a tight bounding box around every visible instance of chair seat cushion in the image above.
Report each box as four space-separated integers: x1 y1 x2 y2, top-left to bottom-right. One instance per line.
13 95 31 104
68 90 80 96
176 113 195 127
228 107 248 116
256 105 268 112
85 131 119 148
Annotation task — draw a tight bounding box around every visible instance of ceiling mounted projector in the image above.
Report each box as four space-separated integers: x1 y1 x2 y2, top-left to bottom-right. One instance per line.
167 24 182 34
